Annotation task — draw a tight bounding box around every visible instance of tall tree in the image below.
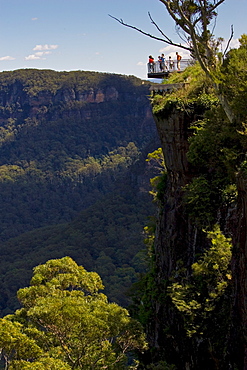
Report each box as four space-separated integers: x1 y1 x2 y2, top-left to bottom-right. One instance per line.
0 257 147 369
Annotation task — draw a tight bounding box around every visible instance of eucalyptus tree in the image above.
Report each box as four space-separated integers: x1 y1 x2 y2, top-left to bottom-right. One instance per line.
0 257 147 369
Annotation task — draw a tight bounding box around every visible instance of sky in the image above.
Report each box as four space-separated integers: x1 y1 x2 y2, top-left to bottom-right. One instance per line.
0 0 246 80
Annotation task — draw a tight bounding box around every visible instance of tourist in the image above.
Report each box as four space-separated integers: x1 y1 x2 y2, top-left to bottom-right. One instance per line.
158 56 163 71
168 56 174 70
176 52 182 71
148 55 154 72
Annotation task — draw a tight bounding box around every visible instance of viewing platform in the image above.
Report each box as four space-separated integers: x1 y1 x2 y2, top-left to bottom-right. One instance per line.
147 59 192 78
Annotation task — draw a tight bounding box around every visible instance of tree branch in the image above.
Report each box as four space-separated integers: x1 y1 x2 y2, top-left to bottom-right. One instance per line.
108 14 193 52
223 25 234 58
148 12 173 43
211 0 226 12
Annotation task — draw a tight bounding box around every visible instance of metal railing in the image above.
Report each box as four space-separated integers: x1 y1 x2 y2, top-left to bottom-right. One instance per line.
147 59 192 74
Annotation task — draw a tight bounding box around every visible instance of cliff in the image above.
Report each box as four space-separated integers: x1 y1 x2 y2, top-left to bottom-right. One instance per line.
144 68 245 369
149 101 209 369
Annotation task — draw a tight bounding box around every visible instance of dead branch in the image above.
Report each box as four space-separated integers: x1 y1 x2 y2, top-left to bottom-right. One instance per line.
223 25 234 58
108 14 194 53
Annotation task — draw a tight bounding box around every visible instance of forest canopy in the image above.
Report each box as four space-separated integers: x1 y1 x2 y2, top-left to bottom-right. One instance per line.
0 257 147 370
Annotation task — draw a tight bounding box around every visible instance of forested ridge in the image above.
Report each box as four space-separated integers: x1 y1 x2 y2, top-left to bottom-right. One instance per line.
0 69 155 240
0 69 159 315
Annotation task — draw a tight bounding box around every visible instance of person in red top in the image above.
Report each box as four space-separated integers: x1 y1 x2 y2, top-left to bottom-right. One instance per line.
148 55 154 72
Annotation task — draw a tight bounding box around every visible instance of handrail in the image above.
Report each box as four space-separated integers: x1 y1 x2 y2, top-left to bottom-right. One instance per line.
147 59 192 74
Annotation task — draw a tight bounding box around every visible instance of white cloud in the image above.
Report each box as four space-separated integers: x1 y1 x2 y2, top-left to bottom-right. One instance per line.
32 17 38 21
159 45 190 59
221 38 240 52
34 52 44 57
33 44 58 51
0 56 15 61
35 51 51 57
25 45 58 61
25 54 41 60
230 38 240 49
137 61 145 66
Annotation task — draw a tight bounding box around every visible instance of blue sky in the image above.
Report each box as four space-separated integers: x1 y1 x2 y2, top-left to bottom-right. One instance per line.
0 0 246 80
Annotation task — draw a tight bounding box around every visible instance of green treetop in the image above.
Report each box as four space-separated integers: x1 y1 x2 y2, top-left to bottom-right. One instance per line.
0 257 147 370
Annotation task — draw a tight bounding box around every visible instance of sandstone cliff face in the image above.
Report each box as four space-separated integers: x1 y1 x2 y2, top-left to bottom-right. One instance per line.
149 94 246 369
0 81 153 136
149 108 204 368
153 110 194 276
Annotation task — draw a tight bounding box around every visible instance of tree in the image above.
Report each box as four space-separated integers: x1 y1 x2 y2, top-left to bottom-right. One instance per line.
168 226 232 338
0 257 147 369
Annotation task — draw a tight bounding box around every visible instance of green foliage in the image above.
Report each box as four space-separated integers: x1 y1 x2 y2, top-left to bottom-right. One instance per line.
0 318 42 364
0 186 155 314
221 34 247 122
152 64 218 117
146 148 167 204
184 97 242 226
146 148 165 170
143 220 156 256
0 257 147 369
166 63 213 96
150 64 241 227
0 141 140 242
168 225 232 337
0 69 148 97
10 357 72 370
184 175 215 226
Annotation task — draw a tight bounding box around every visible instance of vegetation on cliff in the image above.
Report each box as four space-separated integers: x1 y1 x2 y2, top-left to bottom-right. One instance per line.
133 35 247 369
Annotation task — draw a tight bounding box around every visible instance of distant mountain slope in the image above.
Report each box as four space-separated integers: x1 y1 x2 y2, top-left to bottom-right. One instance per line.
0 69 159 313
0 144 159 315
0 69 156 241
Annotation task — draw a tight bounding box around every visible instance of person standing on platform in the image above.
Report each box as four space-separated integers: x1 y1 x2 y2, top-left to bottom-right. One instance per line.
176 52 182 71
148 55 154 72
168 56 174 70
160 53 165 71
158 55 163 71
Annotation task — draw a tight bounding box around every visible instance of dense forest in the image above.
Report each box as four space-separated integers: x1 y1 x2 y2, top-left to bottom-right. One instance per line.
0 69 159 315
0 69 155 241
